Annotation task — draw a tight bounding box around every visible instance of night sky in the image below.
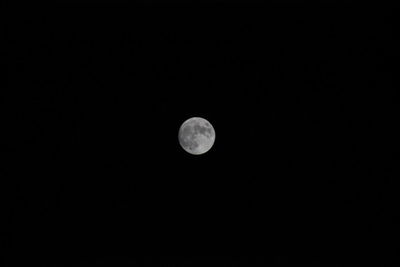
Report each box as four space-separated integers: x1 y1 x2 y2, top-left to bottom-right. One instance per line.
3 8 396 266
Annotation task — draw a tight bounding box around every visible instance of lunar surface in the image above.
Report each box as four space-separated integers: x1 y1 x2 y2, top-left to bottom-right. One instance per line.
178 117 215 155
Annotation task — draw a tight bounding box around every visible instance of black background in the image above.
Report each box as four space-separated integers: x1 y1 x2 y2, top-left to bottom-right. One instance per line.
3 8 397 266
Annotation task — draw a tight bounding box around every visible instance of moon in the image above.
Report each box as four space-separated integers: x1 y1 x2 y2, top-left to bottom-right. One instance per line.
178 117 215 155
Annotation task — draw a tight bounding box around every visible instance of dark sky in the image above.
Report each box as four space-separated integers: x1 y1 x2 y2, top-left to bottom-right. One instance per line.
3 9 396 266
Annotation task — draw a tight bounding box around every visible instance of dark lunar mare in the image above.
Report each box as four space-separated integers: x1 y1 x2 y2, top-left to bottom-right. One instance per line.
193 124 212 138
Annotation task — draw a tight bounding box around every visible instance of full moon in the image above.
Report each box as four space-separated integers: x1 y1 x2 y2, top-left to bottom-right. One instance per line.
178 117 215 155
